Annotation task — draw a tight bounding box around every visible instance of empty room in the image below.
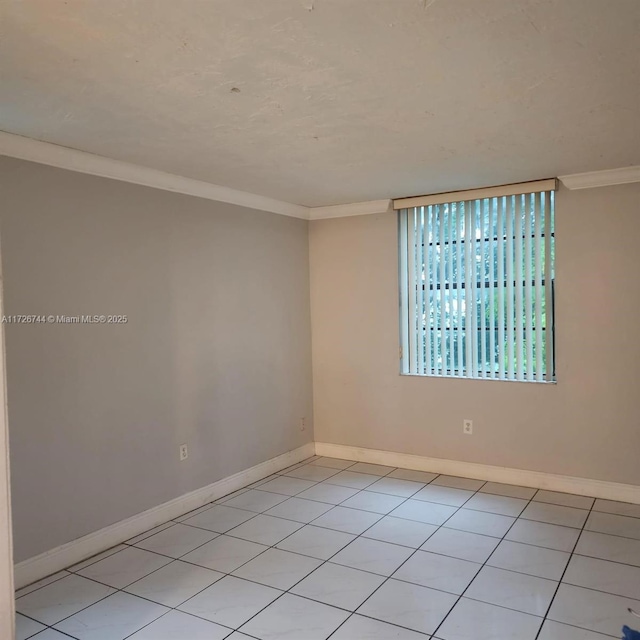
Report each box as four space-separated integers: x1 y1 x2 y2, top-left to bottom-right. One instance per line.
1 1 640 639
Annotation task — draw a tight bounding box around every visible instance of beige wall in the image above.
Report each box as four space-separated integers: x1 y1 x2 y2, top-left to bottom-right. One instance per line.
310 183 640 486
0 157 314 562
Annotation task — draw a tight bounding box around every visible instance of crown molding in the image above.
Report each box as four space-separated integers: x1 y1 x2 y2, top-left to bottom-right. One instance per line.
560 165 640 190
0 131 310 219
309 199 392 220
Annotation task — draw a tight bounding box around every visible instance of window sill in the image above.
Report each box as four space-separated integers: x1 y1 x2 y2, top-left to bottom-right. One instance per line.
399 372 557 385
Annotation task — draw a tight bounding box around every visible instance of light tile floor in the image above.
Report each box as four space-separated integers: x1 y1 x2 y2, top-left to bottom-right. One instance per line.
15 456 640 639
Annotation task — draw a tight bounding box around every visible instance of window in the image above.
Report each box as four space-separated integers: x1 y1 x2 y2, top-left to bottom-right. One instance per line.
397 180 556 382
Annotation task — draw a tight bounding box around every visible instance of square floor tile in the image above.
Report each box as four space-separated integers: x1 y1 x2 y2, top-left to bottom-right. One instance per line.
331 614 428 639
444 509 515 537
17 574 115 625
585 511 640 540
54 592 168 640
366 477 426 498
222 489 289 513
311 506 382 534
248 474 280 488
463 493 528 517
178 575 280 628
296 483 359 504
276 524 356 560
340 491 405 514
181 535 267 573
28 630 70 640
421 527 499 563
264 497 333 523
331 537 414 576
325 471 380 490
506 518 580 552
432 475 485 491
76 547 172 589
124 560 223 607
537 619 615 639
534 490 594 510
465 565 557 616
284 465 340 482
128 609 231 639
226 514 303 545
16 572 70 598
133 522 217 558
363 515 437 548
233 548 322 589
213 488 249 504
291 562 385 611
393 550 480 594
257 476 317 496
126 522 176 545
547 583 640 637
436 596 542 640
68 545 128 572
390 499 457 525
479 482 536 500
310 457 355 470
180 504 255 533
357 578 457 635
520 502 588 529
240 593 350 640
388 468 438 483
593 499 640 519
16 613 45 640
488 539 570 580
575 530 640 567
412 485 474 507
175 504 216 521
280 461 308 473
348 462 395 476
563 554 640 600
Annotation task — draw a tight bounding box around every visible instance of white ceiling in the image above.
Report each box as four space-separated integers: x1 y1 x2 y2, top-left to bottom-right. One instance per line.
1 0 639 207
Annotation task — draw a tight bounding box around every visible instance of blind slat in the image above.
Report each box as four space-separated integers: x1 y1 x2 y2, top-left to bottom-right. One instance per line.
399 211 410 374
479 201 487 378
534 193 544 382
432 205 440 375
456 203 463 375
438 204 446 376
525 194 534 381
544 191 555 382
497 197 505 379
408 209 418 373
423 208 432 374
506 197 515 379
417 208 425 375
464 202 474 376
448 205 454 375
515 195 524 381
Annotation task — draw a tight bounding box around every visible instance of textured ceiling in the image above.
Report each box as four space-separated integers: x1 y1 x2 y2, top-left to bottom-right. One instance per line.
1 0 639 207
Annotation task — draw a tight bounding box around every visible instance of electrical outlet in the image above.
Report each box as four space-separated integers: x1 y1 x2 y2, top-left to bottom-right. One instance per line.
300 417 306 432
179 444 188 461
463 419 473 435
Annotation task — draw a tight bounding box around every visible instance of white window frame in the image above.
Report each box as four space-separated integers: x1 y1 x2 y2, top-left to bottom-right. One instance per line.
396 180 556 383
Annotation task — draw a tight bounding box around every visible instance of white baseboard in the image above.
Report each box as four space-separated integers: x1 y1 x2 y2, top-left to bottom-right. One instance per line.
315 442 640 505
14 442 315 589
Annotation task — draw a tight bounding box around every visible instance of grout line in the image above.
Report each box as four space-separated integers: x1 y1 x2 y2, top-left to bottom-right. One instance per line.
428 485 542 639
532 497 597 640
324 473 472 638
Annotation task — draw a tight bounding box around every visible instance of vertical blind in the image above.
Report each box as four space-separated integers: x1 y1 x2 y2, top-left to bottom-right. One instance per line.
398 184 555 382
